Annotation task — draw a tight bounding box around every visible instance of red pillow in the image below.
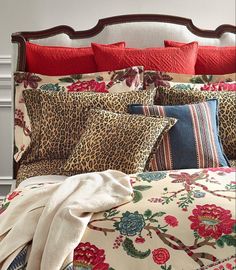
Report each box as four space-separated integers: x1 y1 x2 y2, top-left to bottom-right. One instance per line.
26 42 125 75
92 42 198 74
164 40 236 75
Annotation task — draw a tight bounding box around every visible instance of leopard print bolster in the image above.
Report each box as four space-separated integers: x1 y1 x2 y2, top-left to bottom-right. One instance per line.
16 159 71 187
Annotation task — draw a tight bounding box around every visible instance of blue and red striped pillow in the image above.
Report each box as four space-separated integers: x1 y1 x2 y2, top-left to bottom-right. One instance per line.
129 100 229 170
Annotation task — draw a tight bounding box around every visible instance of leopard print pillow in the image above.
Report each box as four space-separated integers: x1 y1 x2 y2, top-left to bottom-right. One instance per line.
63 109 176 174
14 66 144 162
157 87 236 159
22 88 156 163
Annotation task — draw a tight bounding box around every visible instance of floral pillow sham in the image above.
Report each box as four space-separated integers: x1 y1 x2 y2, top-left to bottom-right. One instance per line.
143 70 236 90
22 88 155 163
14 66 144 162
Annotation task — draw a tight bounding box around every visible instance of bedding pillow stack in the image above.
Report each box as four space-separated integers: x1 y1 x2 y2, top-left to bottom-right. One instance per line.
14 66 144 162
15 39 236 183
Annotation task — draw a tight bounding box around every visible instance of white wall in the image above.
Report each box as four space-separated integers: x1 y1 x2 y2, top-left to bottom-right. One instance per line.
0 0 235 54
0 0 235 187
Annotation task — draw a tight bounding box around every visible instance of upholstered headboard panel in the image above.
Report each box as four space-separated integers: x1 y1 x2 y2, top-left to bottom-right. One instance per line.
12 14 236 72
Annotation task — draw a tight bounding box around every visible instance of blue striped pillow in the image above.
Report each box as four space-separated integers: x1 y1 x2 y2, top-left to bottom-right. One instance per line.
129 100 229 170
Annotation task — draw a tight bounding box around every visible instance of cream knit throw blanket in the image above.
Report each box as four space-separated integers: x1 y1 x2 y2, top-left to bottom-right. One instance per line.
0 170 133 270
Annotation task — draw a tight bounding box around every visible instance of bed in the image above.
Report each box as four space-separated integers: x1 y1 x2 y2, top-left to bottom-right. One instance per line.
0 14 235 270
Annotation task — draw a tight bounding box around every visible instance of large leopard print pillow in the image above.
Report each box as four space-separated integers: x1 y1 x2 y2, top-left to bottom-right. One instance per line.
14 66 144 162
157 87 236 159
22 88 156 163
63 109 176 174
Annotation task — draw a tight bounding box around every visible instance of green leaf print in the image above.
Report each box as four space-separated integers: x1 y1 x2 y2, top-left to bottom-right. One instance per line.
133 185 152 191
40 83 61 91
122 237 151 259
58 77 75 83
71 74 83 80
152 211 166 218
216 238 224 248
190 76 204 84
96 76 104 81
103 209 120 219
178 192 194 209
161 265 172 270
133 190 143 203
216 235 236 248
202 75 213 83
162 196 174 205
233 223 236 233
136 172 167 182
144 209 152 218
193 231 202 240
225 182 236 190
222 235 236 247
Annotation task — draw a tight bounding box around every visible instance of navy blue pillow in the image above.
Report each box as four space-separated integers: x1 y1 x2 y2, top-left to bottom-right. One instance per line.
128 99 229 170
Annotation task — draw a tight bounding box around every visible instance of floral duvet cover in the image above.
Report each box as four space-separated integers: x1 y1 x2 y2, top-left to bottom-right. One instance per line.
1 167 236 270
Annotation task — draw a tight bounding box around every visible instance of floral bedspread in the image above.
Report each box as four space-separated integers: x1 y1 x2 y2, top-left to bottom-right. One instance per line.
1 167 236 270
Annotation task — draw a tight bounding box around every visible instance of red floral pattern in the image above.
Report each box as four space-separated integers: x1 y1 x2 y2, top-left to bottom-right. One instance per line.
67 80 108 93
14 72 41 89
205 167 236 173
170 172 200 184
74 242 109 270
152 248 170 264
189 204 236 239
7 191 21 201
201 82 236 91
164 215 179 227
135 236 145 244
213 261 235 270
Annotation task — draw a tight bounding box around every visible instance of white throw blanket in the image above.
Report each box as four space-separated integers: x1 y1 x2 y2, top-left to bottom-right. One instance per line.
0 170 133 270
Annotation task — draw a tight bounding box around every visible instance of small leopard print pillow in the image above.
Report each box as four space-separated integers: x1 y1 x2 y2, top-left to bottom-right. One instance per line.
63 109 176 174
